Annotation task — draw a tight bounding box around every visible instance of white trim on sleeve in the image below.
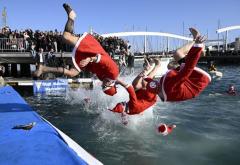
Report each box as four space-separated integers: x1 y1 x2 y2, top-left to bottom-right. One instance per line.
193 43 204 48
125 84 131 88
72 32 88 72
161 124 169 136
95 54 101 63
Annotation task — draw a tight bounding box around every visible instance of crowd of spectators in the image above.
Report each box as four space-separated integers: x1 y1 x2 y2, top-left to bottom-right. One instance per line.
93 32 131 58
0 26 130 57
0 26 135 78
0 26 70 52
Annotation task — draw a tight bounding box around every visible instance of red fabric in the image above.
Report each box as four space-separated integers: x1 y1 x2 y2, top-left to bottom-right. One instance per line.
145 80 159 93
126 86 157 115
103 85 117 96
158 125 173 134
74 34 119 80
158 125 166 133
167 126 173 133
110 86 157 115
160 46 210 101
111 103 124 113
144 77 153 83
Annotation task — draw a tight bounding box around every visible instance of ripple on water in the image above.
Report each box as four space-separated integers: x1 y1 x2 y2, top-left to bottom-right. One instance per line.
24 65 240 165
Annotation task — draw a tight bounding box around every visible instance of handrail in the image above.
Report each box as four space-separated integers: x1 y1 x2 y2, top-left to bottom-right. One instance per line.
0 38 28 52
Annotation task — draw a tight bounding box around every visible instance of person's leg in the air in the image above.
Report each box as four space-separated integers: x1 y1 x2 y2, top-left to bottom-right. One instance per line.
33 3 80 78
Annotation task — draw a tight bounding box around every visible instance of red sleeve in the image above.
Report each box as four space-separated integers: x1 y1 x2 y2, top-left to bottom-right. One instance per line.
173 45 203 84
126 85 138 103
125 85 144 115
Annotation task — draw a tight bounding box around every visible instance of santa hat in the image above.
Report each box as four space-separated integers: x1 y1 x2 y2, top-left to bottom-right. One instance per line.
103 84 117 96
111 103 124 113
157 124 176 136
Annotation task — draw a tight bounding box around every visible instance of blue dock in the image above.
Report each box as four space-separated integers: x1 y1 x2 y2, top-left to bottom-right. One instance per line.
0 86 103 165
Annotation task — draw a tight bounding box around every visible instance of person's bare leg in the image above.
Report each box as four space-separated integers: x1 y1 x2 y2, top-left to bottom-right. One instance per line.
34 64 79 78
62 3 79 46
132 59 150 90
33 4 80 78
174 41 195 62
173 27 200 62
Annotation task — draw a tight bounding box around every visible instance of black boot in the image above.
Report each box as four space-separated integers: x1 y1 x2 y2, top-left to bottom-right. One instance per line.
63 3 73 15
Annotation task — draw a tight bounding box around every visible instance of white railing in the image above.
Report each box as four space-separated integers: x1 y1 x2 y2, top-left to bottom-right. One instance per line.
0 38 28 52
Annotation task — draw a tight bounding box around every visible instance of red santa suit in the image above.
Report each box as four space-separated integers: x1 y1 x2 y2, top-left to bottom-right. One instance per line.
72 33 119 95
147 44 211 101
111 85 157 115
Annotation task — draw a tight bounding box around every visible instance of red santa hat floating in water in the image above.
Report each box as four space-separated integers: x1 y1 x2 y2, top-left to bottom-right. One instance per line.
157 124 176 136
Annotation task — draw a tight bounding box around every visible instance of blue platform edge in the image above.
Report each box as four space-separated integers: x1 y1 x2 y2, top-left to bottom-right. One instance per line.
0 86 100 165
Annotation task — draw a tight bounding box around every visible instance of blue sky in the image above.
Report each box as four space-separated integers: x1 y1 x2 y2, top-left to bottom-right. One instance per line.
0 0 239 49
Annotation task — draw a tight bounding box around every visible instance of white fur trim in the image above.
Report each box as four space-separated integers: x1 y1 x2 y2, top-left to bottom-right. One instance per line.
193 43 204 48
160 124 168 136
102 81 115 91
72 32 88 72
159 66 211 102
95 54 101 63
125 84 131 88
103 86 111 91
160 66 211 101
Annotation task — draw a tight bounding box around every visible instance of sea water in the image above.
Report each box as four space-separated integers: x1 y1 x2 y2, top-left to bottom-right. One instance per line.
25 64 240 165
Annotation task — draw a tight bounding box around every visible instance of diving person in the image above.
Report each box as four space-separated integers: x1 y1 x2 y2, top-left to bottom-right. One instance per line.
33 3 119 96
109 58 159 115
145 28 211 102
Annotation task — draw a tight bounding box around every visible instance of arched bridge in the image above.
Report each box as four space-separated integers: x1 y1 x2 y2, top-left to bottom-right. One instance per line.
216 25 240 33
101 31 193 41
216 25 240 51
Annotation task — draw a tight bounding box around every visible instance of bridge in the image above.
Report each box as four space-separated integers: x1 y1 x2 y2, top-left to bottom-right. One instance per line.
101 31 193 40
102 31 193 53
216 25 240 33
216 25 240 51
101 30 236 53
0 26 240 78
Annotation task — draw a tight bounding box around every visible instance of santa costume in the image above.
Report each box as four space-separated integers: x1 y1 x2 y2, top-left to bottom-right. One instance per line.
72 33 119 95
111 84 157 115
146 44 211 101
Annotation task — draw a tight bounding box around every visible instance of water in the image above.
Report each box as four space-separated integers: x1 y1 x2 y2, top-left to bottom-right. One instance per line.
25 65 240 165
